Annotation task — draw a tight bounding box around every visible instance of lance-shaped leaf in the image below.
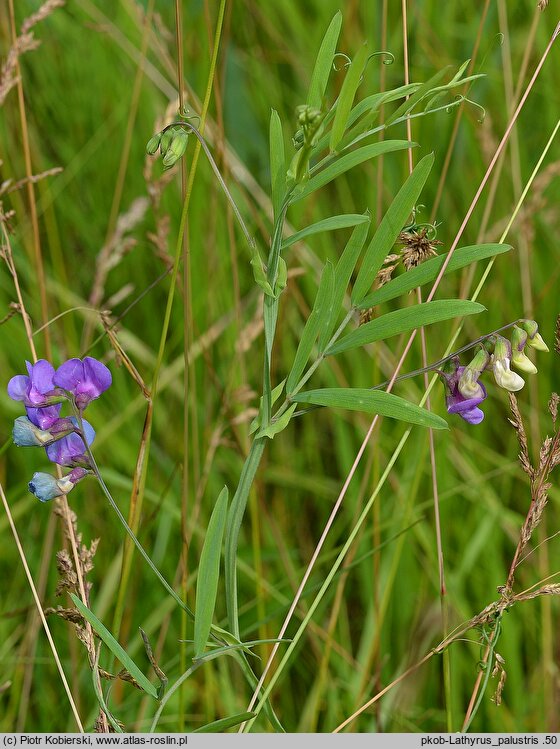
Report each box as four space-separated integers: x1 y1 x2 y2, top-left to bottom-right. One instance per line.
193 712 257 733
194 486 229 658
269 110 286 219
69 594 158 700
326 299 485 356
330 42 369 152
319 218 370 350
307 12 343 109
290 140 413 204
292 388 448 429
286 262 334 394
356 243 511 309
351 153 434 305
281 214 369 251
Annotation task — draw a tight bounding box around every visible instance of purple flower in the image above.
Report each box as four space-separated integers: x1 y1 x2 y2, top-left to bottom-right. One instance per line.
29 467 89 503
46 419 95 467
53 357 112 410
7 360 58 408
26 404 63 430
444 365 487 425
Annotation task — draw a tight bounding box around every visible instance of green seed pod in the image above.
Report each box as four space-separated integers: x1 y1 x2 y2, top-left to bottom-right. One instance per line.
162 130 189 169
145 133 162 155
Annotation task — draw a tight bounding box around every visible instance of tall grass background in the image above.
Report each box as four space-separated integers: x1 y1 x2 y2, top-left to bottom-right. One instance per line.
1 0 560 733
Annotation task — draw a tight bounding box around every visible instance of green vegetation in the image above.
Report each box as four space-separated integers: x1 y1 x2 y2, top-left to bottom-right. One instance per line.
1 0 559 734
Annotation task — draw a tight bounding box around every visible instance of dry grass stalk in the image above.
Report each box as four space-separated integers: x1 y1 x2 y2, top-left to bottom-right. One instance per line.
504 393 560 592
0 1 65 107
555 313 560 355
0 167 63 197
90 197 149 309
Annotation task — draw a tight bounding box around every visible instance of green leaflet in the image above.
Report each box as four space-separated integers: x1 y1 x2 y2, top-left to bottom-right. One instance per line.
256 403 297 439
329 42 369 152
286 261 334 394
70 594 158 700
194 486 229 658
351 153 434 305
290 140 413 204
307 12 343 109
356 243 511 309
280 214 369 251
319 218 370 350
291 388 448 429
193 712 257 733
326 299 485 356
269 109 285 219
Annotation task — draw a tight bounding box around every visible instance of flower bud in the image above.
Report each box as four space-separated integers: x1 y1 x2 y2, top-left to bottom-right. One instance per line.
492 337 525 391
162 130 189 169
458 349 489 399
159 127 175 157
28 467 89 503
518 319 549 352
12 416 74 447
145 133 162 155
510 325 537 374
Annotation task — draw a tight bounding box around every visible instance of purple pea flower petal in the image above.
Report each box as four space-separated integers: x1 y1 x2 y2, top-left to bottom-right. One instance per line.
26 404 63 430
7 359 57 407
46 419 95 467
443 364 487 426
54 356 111 410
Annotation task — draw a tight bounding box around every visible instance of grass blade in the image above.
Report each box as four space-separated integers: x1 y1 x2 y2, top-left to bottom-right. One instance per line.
286 261 334 394
326 299 485 356
307 11 343 109
280 213 369 251
291 388 448 429
290 140 413 204
356 243 511 309
351 153 434 304
69 593 158 700
329 42 369 152
194 486 229 658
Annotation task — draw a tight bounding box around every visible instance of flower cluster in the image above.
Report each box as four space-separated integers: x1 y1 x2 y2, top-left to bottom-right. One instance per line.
8 357 111 501
441 320 548 425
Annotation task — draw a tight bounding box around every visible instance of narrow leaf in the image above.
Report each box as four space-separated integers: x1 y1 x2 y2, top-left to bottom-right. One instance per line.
319 218 370 350
327 299 485 356
269 110 285 219
92 646 124 732
356 243 511 309
351 153 434 304
193 712 256 733
256 403 297 439
330 43 369 152
281 214 369 251
194 486 229 658
290 140 413 204
69 593 158 700
286 261 335 394
307 12 343 109
292 388 448 429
